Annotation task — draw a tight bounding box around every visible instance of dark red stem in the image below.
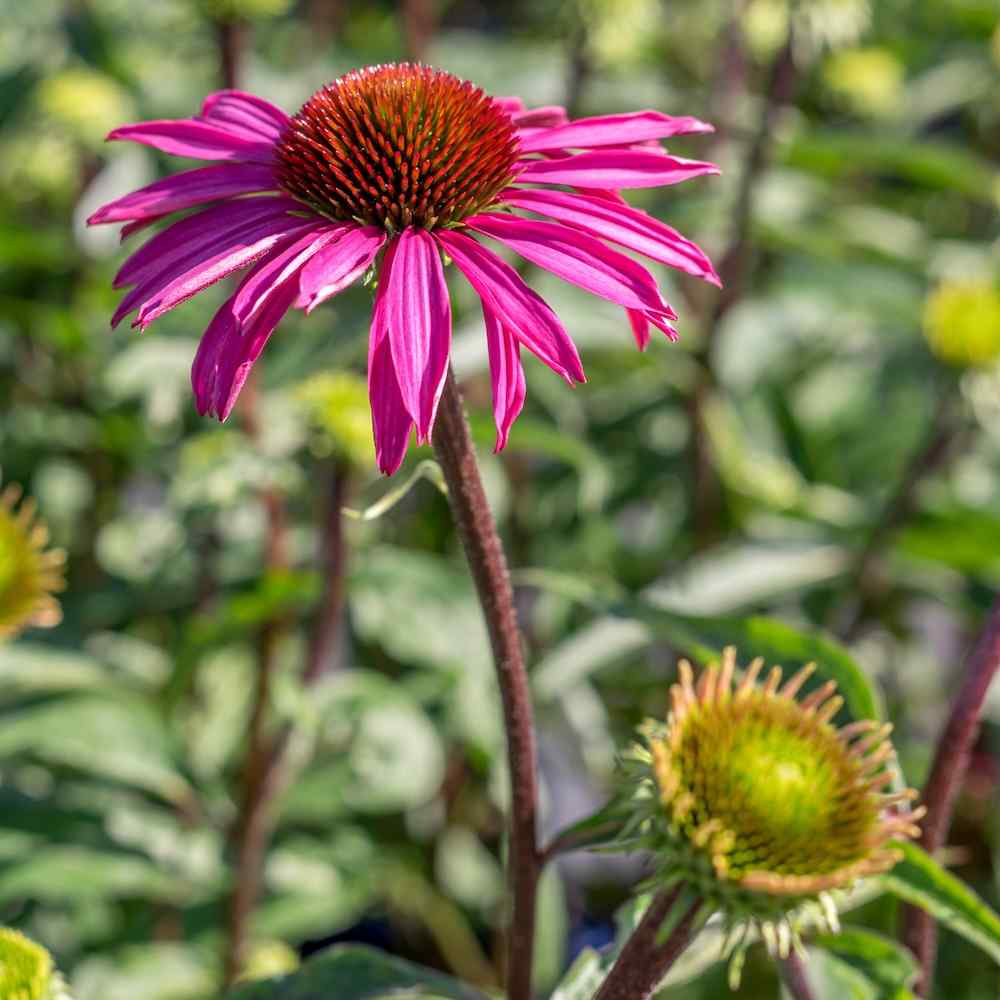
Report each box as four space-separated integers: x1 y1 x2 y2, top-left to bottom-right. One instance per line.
593 886 702 1000
779 952 818 1000
902 596 1000 994
432 370 539 1000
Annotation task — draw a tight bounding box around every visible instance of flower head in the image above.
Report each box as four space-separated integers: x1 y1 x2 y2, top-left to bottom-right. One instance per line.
622 649 922 971
89 64 719 473
0 483 65 640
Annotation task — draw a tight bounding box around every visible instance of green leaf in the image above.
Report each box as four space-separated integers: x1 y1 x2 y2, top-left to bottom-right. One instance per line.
629 606 883 724
812 927 918 999
880 841 1000 964
224 944 489 1000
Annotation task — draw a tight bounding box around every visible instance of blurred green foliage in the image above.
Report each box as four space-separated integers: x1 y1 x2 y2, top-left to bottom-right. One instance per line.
1 1 999 999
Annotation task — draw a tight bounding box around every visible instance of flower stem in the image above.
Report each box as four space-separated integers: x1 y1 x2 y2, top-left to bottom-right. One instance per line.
901 595 1000 994
593 886 703 1000
432 369 539 1000
779 952 818 1000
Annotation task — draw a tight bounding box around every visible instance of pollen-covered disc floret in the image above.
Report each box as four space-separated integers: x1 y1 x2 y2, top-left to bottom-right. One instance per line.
0 483 65 640
624 648 922 947
275 64 520 230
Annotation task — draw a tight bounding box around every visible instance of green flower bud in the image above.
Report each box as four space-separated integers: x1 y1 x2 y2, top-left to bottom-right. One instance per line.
621 649 922 976
924 280 1000 369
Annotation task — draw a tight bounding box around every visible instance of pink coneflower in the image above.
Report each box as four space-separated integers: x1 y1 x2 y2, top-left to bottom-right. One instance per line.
90 64 719 474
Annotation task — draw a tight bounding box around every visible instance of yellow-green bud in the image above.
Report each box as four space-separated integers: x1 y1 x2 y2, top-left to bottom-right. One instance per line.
0 483 65 641
924 280 1000 368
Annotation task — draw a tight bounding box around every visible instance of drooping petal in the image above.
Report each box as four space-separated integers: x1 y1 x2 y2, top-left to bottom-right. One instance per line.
466 212 677 322
381 229 451 441
115 211 318 330
518 110 713 153
482 303 526 451
193 231 335 420
515 149 720 188
106 119 274 162
434 229 585 384
200 90 290 142
627 309 651 351
296 225 386 312
229 225 346 323
191 298 238 416
114 195 301 289
87 164 278 225
368 239 414 474
499 187 720 285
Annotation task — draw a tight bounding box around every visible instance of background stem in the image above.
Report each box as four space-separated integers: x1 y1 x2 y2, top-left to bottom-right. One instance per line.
779 952 818 1000
901 596 1000 994
593 886 702 1000
432 369 540 1000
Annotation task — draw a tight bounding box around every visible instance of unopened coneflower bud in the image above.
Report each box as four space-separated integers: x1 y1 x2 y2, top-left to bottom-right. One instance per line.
621 647 923 986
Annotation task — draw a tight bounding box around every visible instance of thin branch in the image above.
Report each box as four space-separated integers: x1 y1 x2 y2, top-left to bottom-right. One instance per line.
779 952 818 1000
593 886 703 1000
304 463 351 684
432 369 540 1000
838 385 961 641
901 596 1000 995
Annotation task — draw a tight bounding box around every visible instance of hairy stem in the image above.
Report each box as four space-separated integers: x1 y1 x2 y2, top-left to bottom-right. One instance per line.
779 952 818 1000
901 596 1000 994
432 369 539 1000
593 886 702 1000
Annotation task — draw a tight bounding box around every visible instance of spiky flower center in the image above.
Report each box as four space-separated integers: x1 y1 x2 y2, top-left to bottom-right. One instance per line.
275 64 520 231
647 650 922 900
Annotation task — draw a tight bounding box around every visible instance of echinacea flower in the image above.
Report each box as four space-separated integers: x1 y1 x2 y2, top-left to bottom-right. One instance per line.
89 63 719 473
0 482 65 640
619 648 922 982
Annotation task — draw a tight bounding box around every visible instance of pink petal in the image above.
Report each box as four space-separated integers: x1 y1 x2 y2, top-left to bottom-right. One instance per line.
124 218 317 330
200 90 290 142
515 149 720 188
191 298 238 416
483 303 526 451
368 241 414 474
230 225 346 323
194 233 333 420
112 204 314 329
627 309 651 351
114 195 300 289
499 187 720 285
106 119 274 162
512 106 569 128
466 212 677 321
380 230 451 442
518 110 713 153
296 225 387 312
87 164 277 225
495 97 525 114
434 229 585 384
